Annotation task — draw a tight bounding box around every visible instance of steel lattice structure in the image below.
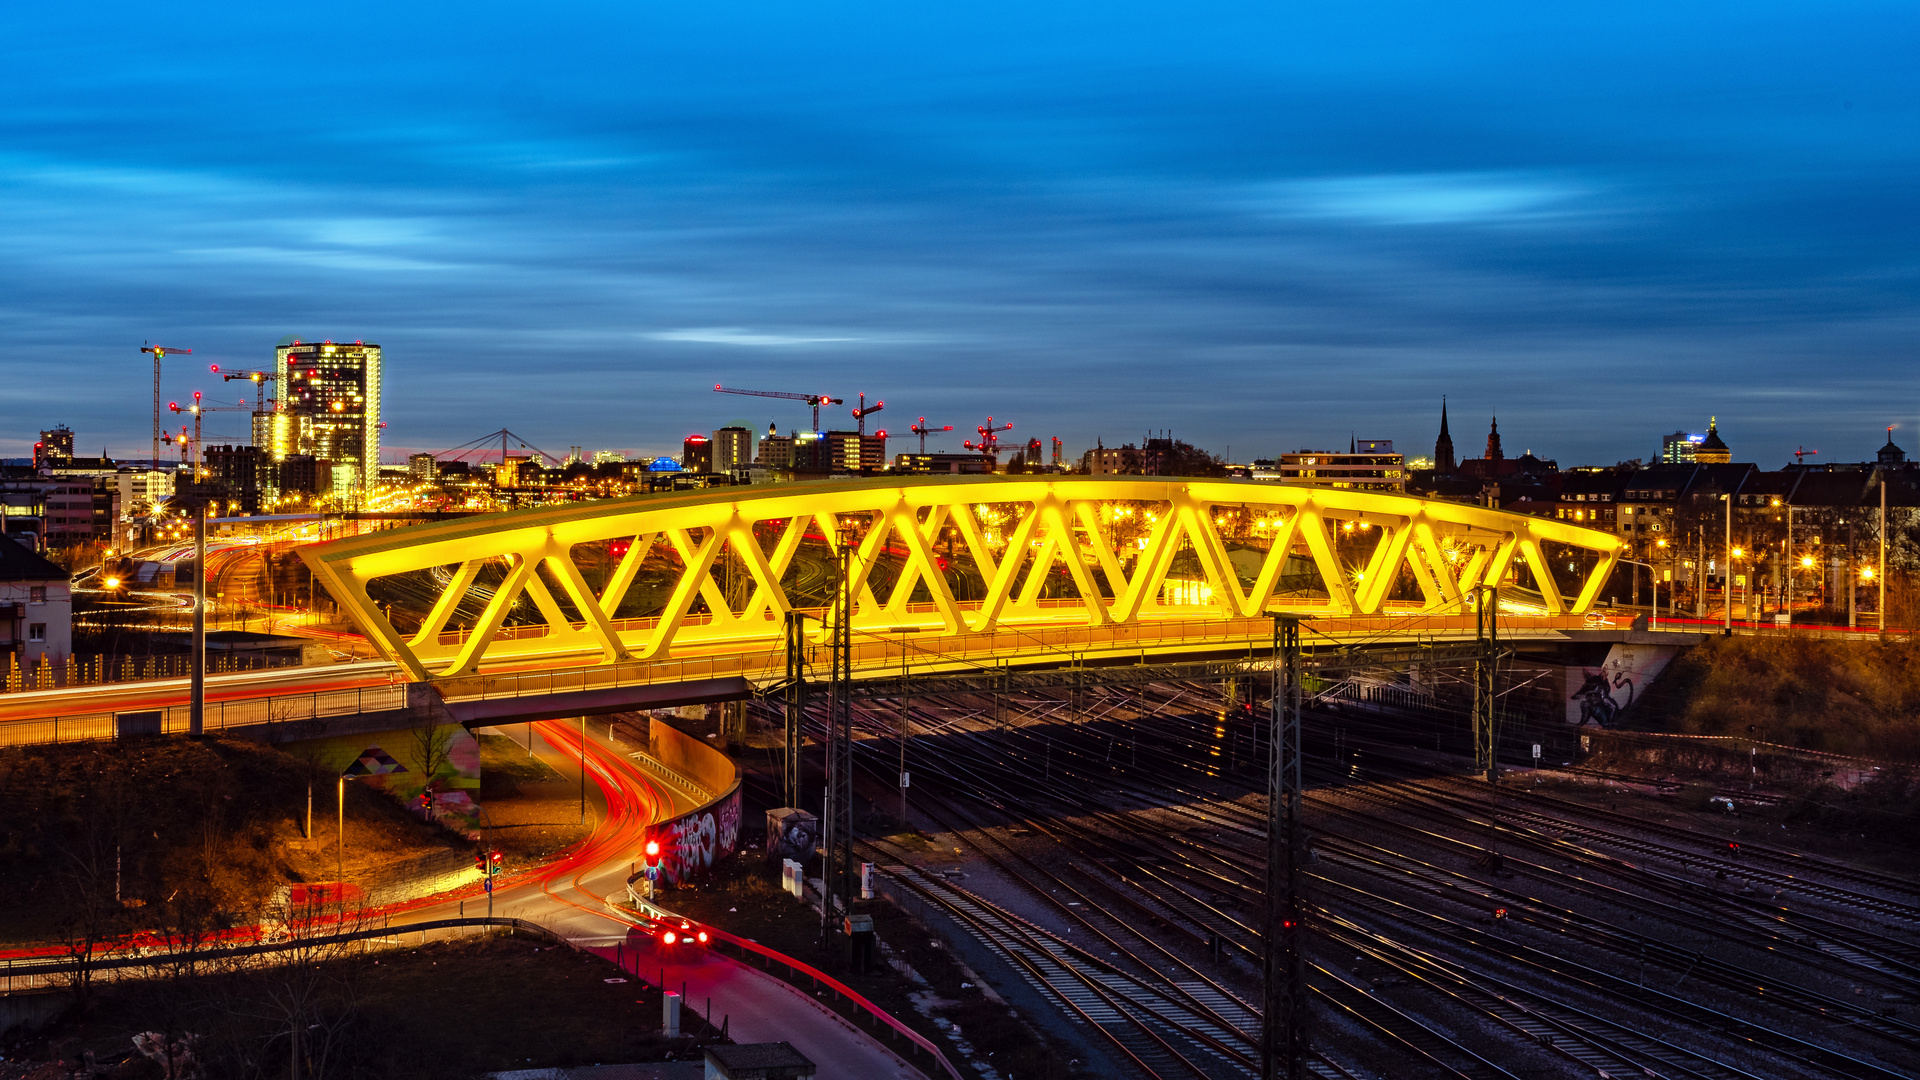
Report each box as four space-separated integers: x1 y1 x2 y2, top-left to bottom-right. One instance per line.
300 476 1622 682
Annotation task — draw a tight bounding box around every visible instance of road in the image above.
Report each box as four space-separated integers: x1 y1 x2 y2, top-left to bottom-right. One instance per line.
0 715 925 1075
396 719 926 1078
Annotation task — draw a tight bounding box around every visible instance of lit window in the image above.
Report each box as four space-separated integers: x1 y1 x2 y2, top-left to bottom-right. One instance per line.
29 586 46 604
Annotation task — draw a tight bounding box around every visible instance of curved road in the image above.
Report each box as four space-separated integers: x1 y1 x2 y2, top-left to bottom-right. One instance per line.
459 719 925 1079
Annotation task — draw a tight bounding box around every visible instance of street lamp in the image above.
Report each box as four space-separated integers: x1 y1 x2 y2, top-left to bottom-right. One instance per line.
1729 548 1746 625
1619 559 1662 630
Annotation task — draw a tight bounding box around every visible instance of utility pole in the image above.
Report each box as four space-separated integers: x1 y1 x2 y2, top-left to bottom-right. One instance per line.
890 627 921 827
1784 504 1795 628
1880 475 1888 638
1724 494 1733 633
1262 615 1306 1080
1474 585 1501 783
783 612 807 809
821 526 856 948
190 498 207 736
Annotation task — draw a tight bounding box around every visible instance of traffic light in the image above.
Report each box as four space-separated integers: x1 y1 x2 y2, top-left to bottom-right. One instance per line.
1727 842 1740 856
643 833 662 869
489 850 503 873
474 851 487 872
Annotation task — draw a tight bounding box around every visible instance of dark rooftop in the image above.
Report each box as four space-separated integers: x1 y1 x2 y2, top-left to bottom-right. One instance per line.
0 533 65 583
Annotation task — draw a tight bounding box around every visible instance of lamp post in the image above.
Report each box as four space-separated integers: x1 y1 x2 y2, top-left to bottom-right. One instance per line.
190 497 207 735
888 627 921 829
1619 560 1660 630
1724 493 1733 633
337 774 347 882
1879 475 1888 638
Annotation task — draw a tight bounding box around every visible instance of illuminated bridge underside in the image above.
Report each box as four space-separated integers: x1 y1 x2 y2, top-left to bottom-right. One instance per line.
300 477 1623 683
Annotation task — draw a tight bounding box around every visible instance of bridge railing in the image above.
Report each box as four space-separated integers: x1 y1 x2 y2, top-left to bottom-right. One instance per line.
0 684 406 747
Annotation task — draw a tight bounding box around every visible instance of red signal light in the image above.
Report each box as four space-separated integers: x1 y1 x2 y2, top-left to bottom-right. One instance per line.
1494 907 1509 919
209 364 219 372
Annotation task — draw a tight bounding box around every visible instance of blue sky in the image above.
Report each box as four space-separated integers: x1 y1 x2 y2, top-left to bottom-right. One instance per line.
3 2 1917 467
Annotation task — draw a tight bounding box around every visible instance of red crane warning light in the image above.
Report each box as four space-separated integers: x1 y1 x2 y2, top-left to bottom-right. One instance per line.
910 418 954 454
850 393 885 435
963 416 1013 462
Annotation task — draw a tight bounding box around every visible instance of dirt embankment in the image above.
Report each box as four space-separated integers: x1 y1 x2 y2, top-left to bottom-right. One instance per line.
0 737 464 944
1643 635 1920 760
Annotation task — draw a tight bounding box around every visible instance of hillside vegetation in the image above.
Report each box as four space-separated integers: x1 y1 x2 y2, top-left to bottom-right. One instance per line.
1645 635 1920 760
0 737 458 944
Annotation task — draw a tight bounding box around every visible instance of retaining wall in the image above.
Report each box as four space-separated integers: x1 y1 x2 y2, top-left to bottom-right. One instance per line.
647 717 742 886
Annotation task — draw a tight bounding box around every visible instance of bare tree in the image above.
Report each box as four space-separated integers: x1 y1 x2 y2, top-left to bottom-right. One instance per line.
409 720 455 796
51 778 136 1003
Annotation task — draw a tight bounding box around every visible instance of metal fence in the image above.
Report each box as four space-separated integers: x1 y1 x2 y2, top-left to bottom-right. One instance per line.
0 684 406 747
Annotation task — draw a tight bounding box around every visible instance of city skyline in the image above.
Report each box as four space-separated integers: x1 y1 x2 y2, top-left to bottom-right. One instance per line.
4 3 1917 466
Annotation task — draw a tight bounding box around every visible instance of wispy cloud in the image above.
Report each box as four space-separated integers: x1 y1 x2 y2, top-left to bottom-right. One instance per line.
1251 172 1594 227
647 327 866 347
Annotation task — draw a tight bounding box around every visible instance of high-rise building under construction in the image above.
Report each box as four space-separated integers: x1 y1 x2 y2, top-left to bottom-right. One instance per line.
271 338 382 501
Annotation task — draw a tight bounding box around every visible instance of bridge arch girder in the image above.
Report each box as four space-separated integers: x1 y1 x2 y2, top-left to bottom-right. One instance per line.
298 476 1622 682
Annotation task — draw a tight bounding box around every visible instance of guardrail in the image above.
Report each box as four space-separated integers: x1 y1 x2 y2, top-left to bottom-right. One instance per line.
1 916 548 994
0 684 406 747
442 611 1601 703
697 924 964 1080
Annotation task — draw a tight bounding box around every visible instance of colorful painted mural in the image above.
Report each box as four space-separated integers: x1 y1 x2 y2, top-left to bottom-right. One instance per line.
1565 644 1678 728
646 715 743 887
286 722 480 795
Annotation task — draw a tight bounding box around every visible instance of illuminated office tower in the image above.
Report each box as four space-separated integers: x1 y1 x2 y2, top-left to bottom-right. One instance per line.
272 338 382 501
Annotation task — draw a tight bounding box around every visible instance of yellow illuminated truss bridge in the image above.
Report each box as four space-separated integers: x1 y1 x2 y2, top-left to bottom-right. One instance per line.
300 476 1623 682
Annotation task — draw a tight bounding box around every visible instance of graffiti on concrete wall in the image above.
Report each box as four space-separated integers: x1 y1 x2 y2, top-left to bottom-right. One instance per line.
1566 644 1678 728
657 787 742 887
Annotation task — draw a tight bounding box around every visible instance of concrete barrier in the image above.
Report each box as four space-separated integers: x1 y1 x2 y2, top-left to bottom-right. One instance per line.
647 718 742 887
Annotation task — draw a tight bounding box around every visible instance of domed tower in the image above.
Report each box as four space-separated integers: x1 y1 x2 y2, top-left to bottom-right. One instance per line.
1484 415 1503 461
1878 427 1905 467
1695 417 1731 463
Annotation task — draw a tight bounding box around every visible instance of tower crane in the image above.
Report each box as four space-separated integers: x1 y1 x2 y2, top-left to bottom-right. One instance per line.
1793 447 1819 465
713 385 843 432
850 394 885 435
170 392 252 475
963 416 1013 462
910 418 953 454
209 363 279 413
141 343 191 471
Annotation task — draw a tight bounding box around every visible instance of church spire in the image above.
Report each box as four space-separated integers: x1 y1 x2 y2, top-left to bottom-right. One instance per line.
1434 397 1456 473
1485 414 1503 461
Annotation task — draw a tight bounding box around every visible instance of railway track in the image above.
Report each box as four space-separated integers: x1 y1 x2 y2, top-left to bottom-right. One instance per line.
768 678 1920 1078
